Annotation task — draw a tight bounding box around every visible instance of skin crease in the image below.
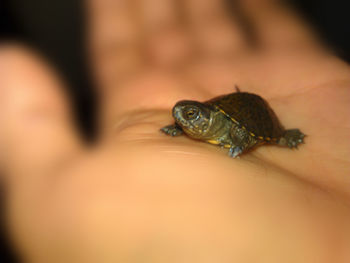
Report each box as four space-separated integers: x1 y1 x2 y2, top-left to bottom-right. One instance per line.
1 0 350 262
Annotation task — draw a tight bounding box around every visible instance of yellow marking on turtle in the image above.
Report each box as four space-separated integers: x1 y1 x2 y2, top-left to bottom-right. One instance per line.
224 144 231 148
207 140 220 145
258 136 274 141
271 137 279 142
218 108 240 125
216 104 274 141
218 108 227 115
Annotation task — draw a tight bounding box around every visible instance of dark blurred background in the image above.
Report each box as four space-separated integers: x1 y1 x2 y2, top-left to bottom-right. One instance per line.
1 0 350 262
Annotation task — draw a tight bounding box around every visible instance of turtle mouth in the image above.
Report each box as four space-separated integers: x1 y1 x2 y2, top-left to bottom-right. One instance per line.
172 107 190 128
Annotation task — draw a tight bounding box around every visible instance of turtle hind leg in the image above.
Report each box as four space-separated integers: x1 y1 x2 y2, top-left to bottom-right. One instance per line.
161 124 183 137
278 129 305 148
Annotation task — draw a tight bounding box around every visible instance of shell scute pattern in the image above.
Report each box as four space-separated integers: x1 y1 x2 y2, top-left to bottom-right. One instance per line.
206 92 285 141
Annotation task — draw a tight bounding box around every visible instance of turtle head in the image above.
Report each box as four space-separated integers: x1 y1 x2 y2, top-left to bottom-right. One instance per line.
172 100 213 138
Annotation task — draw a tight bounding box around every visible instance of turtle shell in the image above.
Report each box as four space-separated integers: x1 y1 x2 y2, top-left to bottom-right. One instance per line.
206 92 285 140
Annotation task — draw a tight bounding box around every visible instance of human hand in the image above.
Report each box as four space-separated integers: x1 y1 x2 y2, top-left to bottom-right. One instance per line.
1 0 350 262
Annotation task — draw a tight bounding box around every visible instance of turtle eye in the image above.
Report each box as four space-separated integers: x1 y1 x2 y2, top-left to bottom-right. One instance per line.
185 108 199 120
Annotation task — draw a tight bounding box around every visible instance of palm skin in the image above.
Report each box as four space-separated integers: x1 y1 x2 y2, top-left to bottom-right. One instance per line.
1 0 350 262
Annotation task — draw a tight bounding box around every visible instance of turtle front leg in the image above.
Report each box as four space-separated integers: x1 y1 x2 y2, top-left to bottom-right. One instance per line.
160 124 183 137
228 124 258 158
228 146 243 158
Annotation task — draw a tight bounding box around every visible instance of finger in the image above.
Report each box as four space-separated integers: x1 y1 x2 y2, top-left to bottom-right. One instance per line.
137 0 193 67
138 0 180 32
89 0 144 88
184 0 245 56
0 45 83 187
240 0 321 51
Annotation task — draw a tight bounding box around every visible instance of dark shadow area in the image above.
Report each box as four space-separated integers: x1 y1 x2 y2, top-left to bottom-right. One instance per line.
0 184 18 263
0 0 349 262
290 0 350 62
0 0 97 140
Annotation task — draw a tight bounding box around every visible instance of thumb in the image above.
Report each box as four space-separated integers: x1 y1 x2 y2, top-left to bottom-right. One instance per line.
0 45 84 188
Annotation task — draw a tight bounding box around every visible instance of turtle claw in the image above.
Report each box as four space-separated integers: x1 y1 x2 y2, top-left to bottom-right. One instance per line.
161 124 183 137
280 129 306 149
228 146 243 158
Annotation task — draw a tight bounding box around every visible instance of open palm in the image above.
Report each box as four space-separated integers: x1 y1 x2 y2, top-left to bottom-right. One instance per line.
2 0 350 262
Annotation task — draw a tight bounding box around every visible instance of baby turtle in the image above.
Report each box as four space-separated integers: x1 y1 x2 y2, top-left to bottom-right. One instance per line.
161 87 305 158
